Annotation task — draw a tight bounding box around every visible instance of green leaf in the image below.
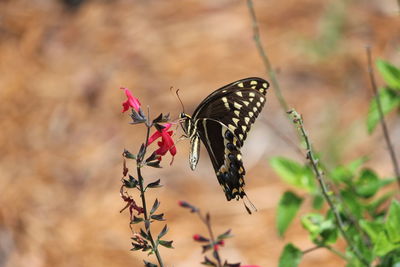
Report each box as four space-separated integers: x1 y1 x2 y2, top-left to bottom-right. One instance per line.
277 191 303 236
359 219 384 244
367 191 395 217
301 213 337 244
143 260 158 267
374 232 398 256
385 200 400 243
341 190 364 218
367 87 400 134
151 213 165 221
312 194 324 210
270 157 316 192
279 243 302 267
354 168 380 198
131 216 144 224
147 179 162 189
158 224 168 239
217 229 232 241
376 59 400 90
158 240 174 249
150 199 160 215
330 157 368 183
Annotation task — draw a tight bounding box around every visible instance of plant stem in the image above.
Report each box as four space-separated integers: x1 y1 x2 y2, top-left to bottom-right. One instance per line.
246 0 289 112
136 123 164 267
197 212 222 267
289 110 370 266
366 47 400 190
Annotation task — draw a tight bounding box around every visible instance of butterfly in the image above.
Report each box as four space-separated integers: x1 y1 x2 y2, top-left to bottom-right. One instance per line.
179 77 269 208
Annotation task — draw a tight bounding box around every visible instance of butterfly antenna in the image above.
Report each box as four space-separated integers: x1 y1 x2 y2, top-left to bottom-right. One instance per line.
175 88 185 113
243 194 257 215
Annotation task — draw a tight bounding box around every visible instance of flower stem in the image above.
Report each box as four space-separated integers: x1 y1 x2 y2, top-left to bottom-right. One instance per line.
197 212 222 267
136 123 164 267
289 110 370 267
366 47 400 190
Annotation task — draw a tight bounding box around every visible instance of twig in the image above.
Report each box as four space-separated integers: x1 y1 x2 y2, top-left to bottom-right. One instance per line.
246 0 289 112
289 109 370 267
302 245 348 261
136 115 164 267
365 47 400 190
197 212 223 267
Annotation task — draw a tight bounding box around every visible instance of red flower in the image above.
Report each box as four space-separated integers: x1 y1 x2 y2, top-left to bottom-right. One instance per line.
121 87 141 113
148 123 176 163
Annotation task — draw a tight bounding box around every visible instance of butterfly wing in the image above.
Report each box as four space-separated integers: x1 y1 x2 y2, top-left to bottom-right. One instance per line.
192 77 269 200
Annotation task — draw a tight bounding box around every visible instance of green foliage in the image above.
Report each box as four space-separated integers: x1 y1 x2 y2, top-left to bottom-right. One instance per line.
367 59 400 133
278 243 302 267
277 191 303 236
270 157 316 192
376 60 400 90
367 87 400 133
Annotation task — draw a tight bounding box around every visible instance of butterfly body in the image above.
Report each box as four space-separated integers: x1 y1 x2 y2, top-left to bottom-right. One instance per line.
180 77 269 201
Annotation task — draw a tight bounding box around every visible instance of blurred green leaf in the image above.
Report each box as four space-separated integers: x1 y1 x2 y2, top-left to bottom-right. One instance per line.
301 213 337 244
374 232 398 256
376 59 400 90
270 157 316 192
385 200 400 243
367 87 400 134
158 240 174 249
340 190 364 218
354 168 380 198
330 157 367 183
360 219 385 244
279 243 302 267
277 191 303 236
312 194 324 210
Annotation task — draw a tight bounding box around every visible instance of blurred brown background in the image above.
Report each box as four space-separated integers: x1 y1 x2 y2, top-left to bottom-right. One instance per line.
1 0 399 266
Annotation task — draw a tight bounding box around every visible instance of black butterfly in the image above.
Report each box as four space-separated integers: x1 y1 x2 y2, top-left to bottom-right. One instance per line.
180 77 269 205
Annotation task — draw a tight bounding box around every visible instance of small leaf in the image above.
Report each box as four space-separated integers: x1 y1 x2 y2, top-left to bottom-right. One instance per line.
140 228 149 240
376 59 400 90
354 168 380 198
123 149 137 159
330 157 368 183
301 213 337 244
367 87 400 133
158 225 168 239
147 179 162 189
341 190 364 218
151 213 165 221
150 199 160 215
217 229 232 241
143 260 158 267
137 143 146 160
123 175 138 188
131 243 143 251
359 219 384 244
374 232 398 256
367 191 395 217
279 243 302 267
130 108 146 124
277 191 303 236
131 216 144 224
158 240 174 248
201 256 217 266
312 194 324 210
270 157 316 192
385 200 400 243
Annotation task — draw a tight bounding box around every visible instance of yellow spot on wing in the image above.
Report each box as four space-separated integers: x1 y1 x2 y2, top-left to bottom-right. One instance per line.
236 91 243 97
238 83 244 88
242 101 250 106
234 110 240 117
249 92 255 97
234 102 242 109
250 80 258 85
232 118 239 125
